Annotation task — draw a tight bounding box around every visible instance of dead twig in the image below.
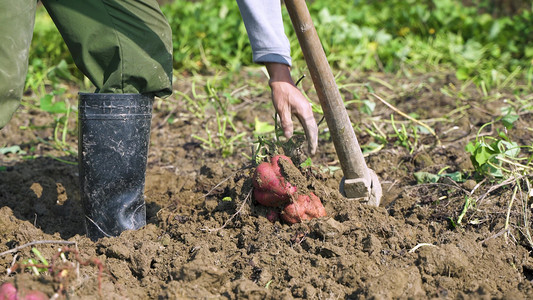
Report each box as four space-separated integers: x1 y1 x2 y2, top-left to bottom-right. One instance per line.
409 243 437 253
370 93 441 146
479 228 509 245
0 240 76 257
476 175 524 205
201 189 253 233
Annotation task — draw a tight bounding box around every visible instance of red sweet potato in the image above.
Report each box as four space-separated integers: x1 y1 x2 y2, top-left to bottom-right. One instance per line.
266 209 280 223
0 282 48 300
0 283 16 300
253 155 297 207
281 192 327 224
253 155 327 224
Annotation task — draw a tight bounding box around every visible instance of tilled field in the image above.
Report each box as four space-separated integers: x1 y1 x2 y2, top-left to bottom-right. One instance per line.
1 70 533 299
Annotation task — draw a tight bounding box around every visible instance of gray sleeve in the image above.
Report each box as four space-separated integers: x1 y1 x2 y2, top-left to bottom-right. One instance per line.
236 0 292 66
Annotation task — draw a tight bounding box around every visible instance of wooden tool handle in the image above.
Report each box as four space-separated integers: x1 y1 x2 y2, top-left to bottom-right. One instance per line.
285 0 369 181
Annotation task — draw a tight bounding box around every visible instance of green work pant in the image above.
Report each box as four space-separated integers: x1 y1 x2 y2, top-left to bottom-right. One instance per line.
0 0 173 129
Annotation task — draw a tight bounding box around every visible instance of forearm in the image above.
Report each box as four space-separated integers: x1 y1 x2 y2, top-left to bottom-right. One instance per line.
265 62 294 85
236 0 292 66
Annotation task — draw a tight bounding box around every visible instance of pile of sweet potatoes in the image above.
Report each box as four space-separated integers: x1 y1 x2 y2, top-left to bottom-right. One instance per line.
252 155 326 224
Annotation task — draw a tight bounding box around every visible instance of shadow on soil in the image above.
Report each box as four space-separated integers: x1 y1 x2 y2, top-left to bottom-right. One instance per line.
0 156 160 240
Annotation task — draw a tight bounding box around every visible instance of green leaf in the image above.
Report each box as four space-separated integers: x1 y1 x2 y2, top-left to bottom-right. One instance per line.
473 143 494 166
501 114 519 129
31 247 49 266
456 68 469 80
361 142 382 154
442 171 464 182
364 83 375 93
39 94 67 114
253 117 275 136
361 100 376 115
0 145 25 155
501 140 520 158
465 141 476 155
300 157 313 168
414 171 439 183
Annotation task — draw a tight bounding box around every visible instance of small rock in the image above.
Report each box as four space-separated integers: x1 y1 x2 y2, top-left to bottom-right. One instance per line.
310 217 346 240
413 152 433 169
464 179 477 191
362 234 382 254
319 245 346 258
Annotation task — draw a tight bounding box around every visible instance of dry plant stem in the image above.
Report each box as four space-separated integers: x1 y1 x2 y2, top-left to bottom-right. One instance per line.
201 189 252 233
50 247 106 299
521 179 533 248
480 228 509 244
498 157 533 171
477 175 524 205
0 240 76 257
370 93 441 146
7 246 107 298
504 184 519 242
8 253 19 276
469 178 486 196
408 243 437 253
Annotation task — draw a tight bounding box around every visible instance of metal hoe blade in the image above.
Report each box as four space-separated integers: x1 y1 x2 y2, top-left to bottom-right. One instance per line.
285 0 382 206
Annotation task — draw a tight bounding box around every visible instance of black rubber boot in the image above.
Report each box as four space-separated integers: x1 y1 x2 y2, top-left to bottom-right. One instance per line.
78 93 153 241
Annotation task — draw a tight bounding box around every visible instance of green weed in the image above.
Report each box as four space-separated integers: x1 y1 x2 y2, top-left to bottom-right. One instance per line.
29 1 533 92
0 145 26 156
390 114 419 154
20 248 49 276
37 90 77 156
188 77 247 158
465 109 525 179
414 170 464 184
457 103 532 235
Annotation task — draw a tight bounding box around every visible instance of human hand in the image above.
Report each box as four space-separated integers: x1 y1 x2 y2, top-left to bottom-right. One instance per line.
266 63 318 155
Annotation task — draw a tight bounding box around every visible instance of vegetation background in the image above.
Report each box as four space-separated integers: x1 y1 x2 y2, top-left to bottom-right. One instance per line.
29 0 533 91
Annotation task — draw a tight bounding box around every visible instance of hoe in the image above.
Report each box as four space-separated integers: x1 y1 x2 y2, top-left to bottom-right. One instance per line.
285 0 382 206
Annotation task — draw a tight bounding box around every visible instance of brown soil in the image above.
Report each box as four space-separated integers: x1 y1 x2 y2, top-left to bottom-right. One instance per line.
1 69 533 299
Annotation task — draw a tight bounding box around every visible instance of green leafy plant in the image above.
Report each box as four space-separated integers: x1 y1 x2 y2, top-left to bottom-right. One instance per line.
190 79 246 158
465 109 523 179
414 170 464 184
20 248 50 276
37 90 77 156
460 107 533 236
390 114 419 154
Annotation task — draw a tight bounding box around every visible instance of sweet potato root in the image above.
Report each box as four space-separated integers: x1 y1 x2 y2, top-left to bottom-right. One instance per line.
252 155 297 207
253 155 326 224
281 192 327 224
0 282 16 300
0 282 48 300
